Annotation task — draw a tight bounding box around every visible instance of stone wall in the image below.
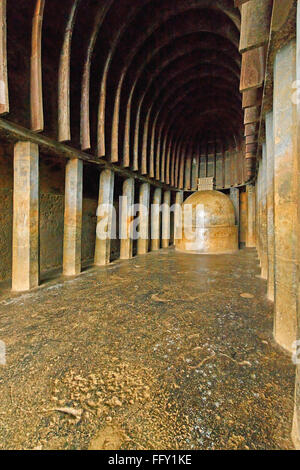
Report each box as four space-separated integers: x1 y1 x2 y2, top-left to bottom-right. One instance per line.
239 190 248 245
40 193 64 273
81 198 97 266
0 145 13 282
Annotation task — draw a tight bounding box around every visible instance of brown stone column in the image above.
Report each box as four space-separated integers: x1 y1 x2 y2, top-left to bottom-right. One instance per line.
273 39 297 352
230 187 240 228
94 169 115 266
162 190 171 248
137 183 150 255
63 158 83 276
260 143 268 280
293 2 300 450
185 158 191 190
239 191 248 246
174 191 183 243
265 111 275 301
151 187 162 251
246 185 256 247
120 177 134 260
191 158 198 190
293 367 300 449
12 141 39 291
256 163 262 264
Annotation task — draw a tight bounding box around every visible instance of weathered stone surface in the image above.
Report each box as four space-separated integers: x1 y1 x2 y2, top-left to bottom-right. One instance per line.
94 169 114 266
239 190 248 245
0 149 99 282
137 183 150 255
292 366 300 450
162 190 171 249
259 144 268 280
151 187 162 252
230 187 240 227
239 0 273 52
0 0 299 449
0 189 12 281
293 1 300 449
242 87 263 109
30 0 45 132
174 191 184 243
40 193 64 273
176 191 238 255
0 249 295 450
120 178 135 260
12 141 39 291
81 198 97 265
63 158 83 276
240 47 266 92
265 111 275 302
246 184 256 247
0 145 12 281
0 0 8 115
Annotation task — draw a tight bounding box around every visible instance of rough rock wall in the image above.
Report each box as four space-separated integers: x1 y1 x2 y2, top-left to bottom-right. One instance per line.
39 156 65 275
239 190 248 245
81 198 97 265
0 146 13 281
40 193 64 273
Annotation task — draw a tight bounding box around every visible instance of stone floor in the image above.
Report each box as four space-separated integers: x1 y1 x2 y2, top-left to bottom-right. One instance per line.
0 248 295 450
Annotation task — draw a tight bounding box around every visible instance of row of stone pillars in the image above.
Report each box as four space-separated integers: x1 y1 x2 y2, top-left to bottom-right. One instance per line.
245 34 300 448
12 143 183 292
244 42 298 353
253 39 297 355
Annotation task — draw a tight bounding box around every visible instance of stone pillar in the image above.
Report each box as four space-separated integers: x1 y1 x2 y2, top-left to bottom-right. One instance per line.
94 169 115 266
162 190 171 248
265 111 275 301
174 191 183 243
246 185 256 247
137 183 150 255
151 187 162 251
230 187 240 227
191 158 198 190
273 39 297 352
293 367 300 450
12 141 39 291
63 158 83 276
256 170 261 261
239 191 248 246
120 177 134 260
185 158 191 190
293 3 300 450
256 164 262 266
260 144 268 280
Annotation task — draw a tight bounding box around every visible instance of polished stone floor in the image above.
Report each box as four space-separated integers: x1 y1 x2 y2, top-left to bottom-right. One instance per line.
0 248 295 449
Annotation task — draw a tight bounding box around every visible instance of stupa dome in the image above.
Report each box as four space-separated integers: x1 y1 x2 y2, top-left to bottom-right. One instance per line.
175 190 238 254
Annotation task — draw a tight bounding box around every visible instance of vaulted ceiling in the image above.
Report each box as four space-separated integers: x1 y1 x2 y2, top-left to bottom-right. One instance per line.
3 0 245 188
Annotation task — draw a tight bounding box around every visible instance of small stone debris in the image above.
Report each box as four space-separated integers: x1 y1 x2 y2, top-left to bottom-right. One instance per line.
49 364 154 424
53 407 83 419
151 294 171 303
240 293 254 299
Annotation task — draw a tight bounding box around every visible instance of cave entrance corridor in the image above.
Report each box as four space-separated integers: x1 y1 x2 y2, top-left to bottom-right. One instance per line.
0 0 299 450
